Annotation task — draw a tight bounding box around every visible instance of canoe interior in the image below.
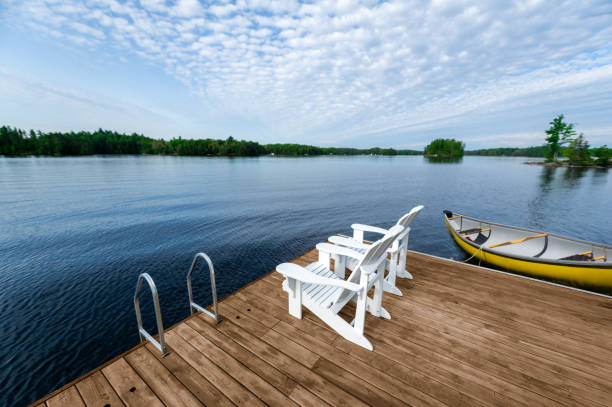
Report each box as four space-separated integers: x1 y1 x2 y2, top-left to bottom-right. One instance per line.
446 213 610 266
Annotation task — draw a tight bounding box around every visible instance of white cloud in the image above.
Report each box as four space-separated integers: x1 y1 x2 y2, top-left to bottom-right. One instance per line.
173 0 204 17
209 3 236 17
2 0 612 147
139 0 168 14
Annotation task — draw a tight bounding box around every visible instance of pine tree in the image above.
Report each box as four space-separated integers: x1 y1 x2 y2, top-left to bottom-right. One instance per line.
545 114 576 162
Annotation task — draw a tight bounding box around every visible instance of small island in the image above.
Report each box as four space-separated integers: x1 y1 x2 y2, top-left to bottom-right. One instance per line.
524 114 610 168
424 138 465 160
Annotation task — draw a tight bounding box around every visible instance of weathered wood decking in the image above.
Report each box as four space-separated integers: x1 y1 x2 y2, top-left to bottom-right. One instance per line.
32 249 612 406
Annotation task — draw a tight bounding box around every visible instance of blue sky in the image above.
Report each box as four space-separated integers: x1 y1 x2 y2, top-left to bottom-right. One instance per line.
1 0 611 149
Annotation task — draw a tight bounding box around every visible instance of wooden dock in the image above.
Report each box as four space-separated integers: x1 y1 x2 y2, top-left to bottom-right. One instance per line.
32 249 612 406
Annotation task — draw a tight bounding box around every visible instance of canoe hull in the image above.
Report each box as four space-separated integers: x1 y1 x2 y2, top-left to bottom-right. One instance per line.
444 216 612 291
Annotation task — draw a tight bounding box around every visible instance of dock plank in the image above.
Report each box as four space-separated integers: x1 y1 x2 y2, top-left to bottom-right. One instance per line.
173 322 297 407
75 371 124 407
101 358 163 407
164 328 265 406
143 341 234 407
124 347 202 407
377 293 612 397
382 282 612 382
276 319 486 407
216 318 368 407
31 247 612 407
228 295 445 407
45 387 85 407
186 315 323 402
403 276 612 358
360 304 610 406
218 300 418 406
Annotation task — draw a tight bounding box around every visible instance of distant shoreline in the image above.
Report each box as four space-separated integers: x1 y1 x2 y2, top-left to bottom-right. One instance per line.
0 125 420 157
2 125 608 160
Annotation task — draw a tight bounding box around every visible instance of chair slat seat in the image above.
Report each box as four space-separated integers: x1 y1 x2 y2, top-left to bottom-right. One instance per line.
302 262 343 307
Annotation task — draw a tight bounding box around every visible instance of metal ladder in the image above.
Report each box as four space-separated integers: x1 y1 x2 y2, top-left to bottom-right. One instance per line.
187 253 221 323
133 252 221 355
134 273 168 355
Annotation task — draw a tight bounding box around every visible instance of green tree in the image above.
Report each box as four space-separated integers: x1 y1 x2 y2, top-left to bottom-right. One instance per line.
564 133 591 165
464 146 548 157
545 114 576 162
424 138 465 158
591 145 611 167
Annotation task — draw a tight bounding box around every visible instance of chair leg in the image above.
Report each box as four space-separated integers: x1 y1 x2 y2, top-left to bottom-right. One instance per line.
353 290 367 334
331 312 373 350
350 295 391 319
397 241 414 279
310 298 373 350
366 297 391 319
367 265 391 318
372 269 384 315
383 255 403 296
383 280 403 296
286 278 302 319
397 269 414 279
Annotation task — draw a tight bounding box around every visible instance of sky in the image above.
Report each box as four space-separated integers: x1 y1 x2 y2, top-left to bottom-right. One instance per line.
1 0 611 149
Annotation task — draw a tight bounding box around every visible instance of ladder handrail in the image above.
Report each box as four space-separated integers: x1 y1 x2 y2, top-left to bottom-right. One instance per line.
187 253 221 323
134 273 168 355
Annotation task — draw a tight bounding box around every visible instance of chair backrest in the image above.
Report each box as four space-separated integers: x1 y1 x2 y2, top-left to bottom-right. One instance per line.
357 224 404 273
396 205 424 229
332 225 404 308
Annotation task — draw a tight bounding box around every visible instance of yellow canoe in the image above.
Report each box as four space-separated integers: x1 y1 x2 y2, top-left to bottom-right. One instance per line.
443 211 612 291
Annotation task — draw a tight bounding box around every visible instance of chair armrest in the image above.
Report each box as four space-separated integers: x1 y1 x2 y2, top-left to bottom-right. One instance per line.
387 227 411 253
276 263 362 291
316 243 364 261
398 226 411 239
351 223 389 235
328 236 369 250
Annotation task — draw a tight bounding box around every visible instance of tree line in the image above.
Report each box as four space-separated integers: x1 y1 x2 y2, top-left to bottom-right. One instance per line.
3 123 607 164
0 126 421 157
465 146 548 157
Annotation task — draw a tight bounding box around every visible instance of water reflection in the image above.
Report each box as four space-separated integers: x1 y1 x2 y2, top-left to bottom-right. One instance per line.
538 165 592 190
529 165 608 234
561 166 588 187
539 166 556 192
425 156 463 164
591 168 609 185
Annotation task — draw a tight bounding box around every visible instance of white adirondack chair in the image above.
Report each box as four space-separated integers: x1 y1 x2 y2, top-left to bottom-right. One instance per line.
276 225 404 350
328 205 424 296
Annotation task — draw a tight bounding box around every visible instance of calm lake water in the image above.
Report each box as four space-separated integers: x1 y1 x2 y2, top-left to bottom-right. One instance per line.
1 155 610 406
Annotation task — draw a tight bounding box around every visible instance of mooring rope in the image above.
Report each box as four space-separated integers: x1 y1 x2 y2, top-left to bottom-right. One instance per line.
463 244 484 266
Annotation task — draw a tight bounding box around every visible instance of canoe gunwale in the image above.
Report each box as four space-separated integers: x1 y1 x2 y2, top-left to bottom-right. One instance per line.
444 213 611 268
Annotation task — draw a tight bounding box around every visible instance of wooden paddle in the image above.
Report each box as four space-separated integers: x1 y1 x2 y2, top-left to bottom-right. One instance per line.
488 233 548 249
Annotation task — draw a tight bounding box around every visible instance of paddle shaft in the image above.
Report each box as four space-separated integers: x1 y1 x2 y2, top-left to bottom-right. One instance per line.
489 233 548 249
